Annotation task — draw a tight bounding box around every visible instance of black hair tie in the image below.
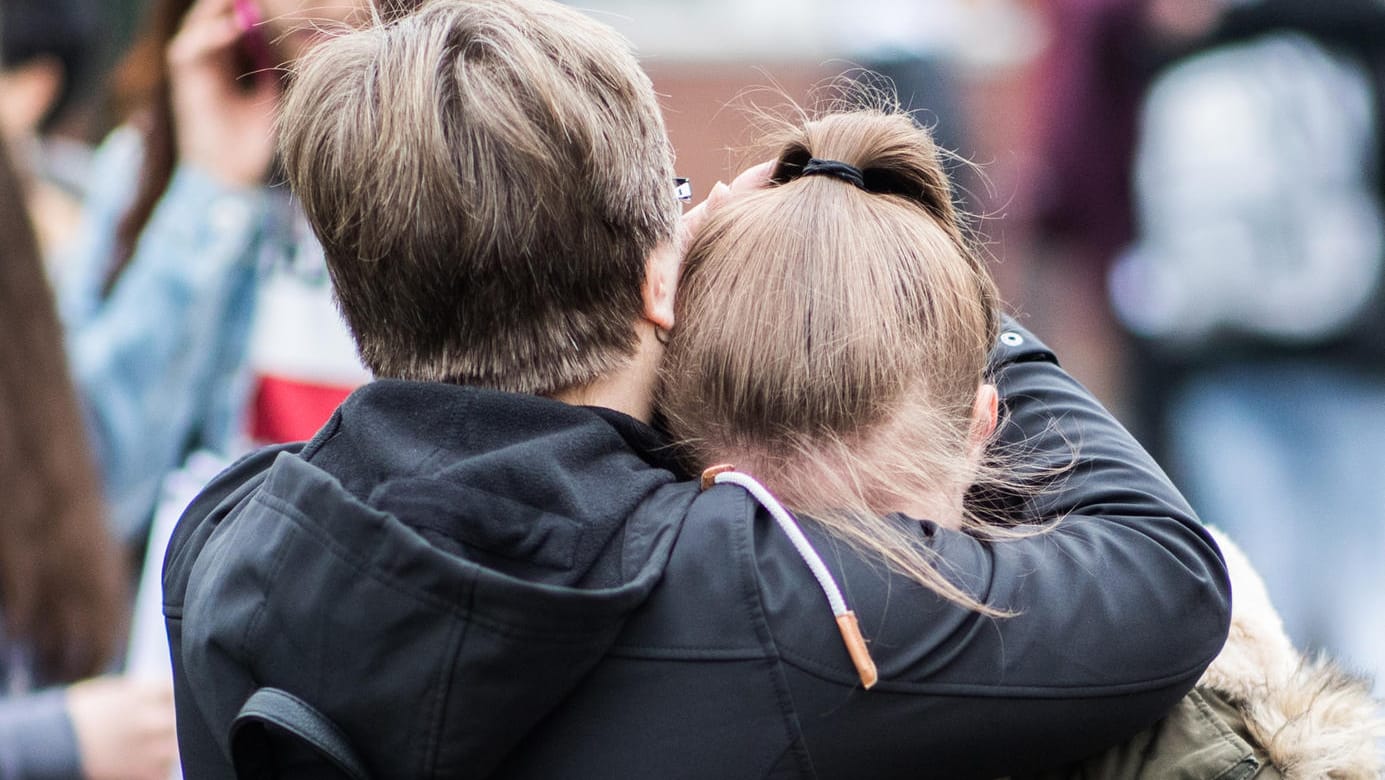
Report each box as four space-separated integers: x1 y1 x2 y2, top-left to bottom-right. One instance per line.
800 158 865 190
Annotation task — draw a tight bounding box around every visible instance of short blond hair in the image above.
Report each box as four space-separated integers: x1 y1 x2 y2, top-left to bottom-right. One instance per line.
279 0 677 394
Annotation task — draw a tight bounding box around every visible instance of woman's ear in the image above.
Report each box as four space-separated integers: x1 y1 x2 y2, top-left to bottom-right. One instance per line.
970 383 999 445
642 241 679 331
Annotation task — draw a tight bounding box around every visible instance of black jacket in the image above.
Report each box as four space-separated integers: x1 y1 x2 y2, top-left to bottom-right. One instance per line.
164 321 1231 779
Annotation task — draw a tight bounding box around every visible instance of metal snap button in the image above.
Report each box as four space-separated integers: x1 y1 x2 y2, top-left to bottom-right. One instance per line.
1000 331 1024 347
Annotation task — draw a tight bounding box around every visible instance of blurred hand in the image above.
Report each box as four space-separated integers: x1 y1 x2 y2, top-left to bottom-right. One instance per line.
67 676 178 780
678 161 775 248
168 0 281 187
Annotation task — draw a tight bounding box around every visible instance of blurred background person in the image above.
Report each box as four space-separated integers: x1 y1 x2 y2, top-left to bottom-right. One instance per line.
0 132 176 780
1109 0 1385 694
0 0 99 257
56 0 401 553
1016 0 1217 419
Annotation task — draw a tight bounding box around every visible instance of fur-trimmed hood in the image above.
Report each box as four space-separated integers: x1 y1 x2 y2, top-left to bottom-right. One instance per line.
1200 528 1384 779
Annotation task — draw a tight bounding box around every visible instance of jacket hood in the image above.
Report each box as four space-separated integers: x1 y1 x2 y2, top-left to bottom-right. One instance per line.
178 381 699 777
1199 528 1384 779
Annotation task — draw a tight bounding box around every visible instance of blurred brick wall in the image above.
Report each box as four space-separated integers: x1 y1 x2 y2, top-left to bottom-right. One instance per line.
647 62 834 198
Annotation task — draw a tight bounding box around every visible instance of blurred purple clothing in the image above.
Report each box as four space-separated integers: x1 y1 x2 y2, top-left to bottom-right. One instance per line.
1033 0 1149 267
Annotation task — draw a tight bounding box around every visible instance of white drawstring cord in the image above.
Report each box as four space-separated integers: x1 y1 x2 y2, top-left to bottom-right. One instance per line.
702 466 879 689
713 471 850 616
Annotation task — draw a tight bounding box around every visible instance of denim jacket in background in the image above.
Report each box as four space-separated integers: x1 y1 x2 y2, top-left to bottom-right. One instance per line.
58 128 290 545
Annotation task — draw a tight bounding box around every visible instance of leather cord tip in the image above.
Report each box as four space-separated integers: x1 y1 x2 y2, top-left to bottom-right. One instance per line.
836 611 878 689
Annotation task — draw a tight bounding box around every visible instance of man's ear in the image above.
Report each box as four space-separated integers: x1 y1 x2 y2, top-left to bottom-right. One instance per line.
642 241 679 331
971 383 999 445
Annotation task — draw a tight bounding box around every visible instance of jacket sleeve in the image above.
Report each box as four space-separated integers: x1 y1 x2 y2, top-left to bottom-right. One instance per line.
767 318 1232 779
0 689 83 779
57 131 266 545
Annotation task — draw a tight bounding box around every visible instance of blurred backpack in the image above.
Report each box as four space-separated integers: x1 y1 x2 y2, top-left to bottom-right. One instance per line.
1110 23 1385 354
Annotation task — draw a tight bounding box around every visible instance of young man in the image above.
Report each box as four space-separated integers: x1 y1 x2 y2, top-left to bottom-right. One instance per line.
164 1 1231 777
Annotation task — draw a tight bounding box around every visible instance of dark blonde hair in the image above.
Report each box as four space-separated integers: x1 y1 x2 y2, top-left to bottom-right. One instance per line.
279 0 679 394
661 108 1017 613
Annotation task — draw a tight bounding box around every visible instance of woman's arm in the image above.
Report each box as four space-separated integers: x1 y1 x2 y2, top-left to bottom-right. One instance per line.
59 0 283 546
0 679 179 780
58 134 265 544
765 318 1231 778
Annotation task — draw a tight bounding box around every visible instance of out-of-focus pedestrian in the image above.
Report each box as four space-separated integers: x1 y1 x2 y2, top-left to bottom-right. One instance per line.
57 0 425 548
1112 0 1385 694
0 0 98 256
1016 0 1214 418
0 133 176 780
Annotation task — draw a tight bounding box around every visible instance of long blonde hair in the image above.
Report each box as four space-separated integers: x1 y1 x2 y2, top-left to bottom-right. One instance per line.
661 108 1029 615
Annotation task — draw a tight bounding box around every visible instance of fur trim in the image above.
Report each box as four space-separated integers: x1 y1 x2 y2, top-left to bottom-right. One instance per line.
1200 528 1384 779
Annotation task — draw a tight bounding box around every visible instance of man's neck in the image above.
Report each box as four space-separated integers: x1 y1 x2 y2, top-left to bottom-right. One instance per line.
551 323 661 423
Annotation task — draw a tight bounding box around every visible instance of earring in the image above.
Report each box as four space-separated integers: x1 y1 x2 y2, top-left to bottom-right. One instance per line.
655 327 671 346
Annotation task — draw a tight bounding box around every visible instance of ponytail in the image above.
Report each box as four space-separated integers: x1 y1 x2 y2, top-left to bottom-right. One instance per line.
661 107 1028 615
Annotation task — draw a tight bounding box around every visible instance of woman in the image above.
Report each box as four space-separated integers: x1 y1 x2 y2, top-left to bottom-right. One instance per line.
0 0 96 256
57 0 411 547
663 108 1018 616
0 135 176 780
661 108 1381 777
